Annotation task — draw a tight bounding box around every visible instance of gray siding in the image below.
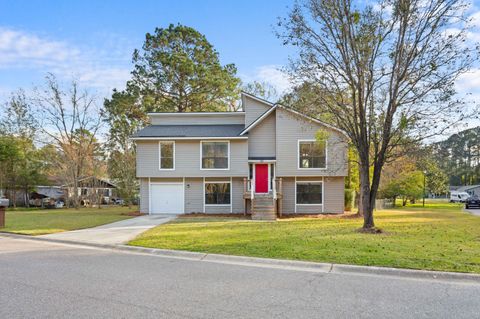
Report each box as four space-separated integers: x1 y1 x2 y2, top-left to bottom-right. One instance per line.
243 95 272 127
150 113 245 125
279 176 344 214
296 205 323 213
232 177 245 213
141 177 244 214
280 177 295 213
185 177 203 213
248 111 276 158
324 176 344 213
139 178 149 214
204 177 244 214
275 108 348 177
136 139 248 178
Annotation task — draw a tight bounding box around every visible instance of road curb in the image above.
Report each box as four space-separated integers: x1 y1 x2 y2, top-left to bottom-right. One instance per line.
2 232 480 283
330 263 480 282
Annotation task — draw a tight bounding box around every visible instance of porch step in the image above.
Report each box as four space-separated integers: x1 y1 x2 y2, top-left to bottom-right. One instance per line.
251 211 276 221
251 196 276 220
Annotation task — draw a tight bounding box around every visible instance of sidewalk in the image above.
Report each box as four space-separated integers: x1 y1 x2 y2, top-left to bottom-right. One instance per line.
38 214 175 244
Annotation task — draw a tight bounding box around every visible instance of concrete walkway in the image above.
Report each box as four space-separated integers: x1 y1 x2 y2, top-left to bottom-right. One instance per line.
39 215 175 244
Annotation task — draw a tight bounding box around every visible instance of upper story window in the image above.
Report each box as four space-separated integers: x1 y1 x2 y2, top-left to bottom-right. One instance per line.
298 140 326 169
201 141 229 170
159 141 175 170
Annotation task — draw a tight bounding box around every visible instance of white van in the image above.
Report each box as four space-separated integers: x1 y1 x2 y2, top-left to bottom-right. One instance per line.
450 191 470 203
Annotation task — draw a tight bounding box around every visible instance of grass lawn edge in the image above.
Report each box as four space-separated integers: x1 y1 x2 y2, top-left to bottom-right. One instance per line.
128 202 480 274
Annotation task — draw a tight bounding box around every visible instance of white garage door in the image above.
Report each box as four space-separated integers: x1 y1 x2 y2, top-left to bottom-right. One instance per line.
150 183 184 214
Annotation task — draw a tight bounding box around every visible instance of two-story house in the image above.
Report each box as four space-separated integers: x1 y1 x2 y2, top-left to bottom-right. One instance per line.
132 92 348 220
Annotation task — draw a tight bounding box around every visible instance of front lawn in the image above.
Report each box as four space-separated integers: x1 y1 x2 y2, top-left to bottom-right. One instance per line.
2 206 139 235
129 201 480 273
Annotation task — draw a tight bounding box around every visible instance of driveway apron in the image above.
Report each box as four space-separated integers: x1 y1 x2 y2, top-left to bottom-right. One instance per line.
39 215 175 244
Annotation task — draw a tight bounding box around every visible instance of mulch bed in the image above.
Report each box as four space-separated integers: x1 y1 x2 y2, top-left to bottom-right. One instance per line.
180 213 251 219
180 212 359 220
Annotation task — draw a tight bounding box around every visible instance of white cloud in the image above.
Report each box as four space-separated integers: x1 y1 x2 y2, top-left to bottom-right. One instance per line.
456 68 480 92
241 65 292 95
0 28 80 67
0 27 131 93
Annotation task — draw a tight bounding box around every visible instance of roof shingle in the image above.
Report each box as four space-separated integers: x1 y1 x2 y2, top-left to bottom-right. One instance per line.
132 124 246 138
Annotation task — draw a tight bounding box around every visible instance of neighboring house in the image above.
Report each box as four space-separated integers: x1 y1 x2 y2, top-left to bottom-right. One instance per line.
450 185 480 197
29 186 66 207
63 176 117 206
132 92 348 220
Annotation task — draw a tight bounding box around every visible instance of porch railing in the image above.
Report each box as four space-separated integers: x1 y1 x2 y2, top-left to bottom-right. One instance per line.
243 178 283 199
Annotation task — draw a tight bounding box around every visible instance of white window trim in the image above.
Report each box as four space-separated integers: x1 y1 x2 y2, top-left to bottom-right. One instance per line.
295 180 324 206
297 139 328 170
158 141 175 171
200 140 230 171
203 180 233 207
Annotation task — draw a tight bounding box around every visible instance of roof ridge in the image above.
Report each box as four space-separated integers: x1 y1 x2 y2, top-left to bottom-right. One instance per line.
146 124 244 126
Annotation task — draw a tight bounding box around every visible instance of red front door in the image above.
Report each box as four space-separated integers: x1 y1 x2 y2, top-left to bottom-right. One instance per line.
255 164 269 193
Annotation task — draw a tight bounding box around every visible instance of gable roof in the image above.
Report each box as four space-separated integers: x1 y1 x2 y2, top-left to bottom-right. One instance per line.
239 105 277 135
147 112 244 116
239 103 348 138
241 91 275 107
62 176 117 188
132 124 246 139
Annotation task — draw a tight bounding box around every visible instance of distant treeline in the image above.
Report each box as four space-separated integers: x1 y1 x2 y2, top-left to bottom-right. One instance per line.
433 127 480 186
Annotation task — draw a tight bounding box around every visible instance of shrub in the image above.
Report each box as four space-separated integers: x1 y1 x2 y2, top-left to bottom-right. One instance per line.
345 188 355 211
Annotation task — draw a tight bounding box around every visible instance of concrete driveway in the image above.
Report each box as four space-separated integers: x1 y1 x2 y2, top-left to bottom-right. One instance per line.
39 214 175 244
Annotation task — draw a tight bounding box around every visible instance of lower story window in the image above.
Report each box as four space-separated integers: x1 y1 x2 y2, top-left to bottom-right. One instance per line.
296 182 323 204
205 182 231 205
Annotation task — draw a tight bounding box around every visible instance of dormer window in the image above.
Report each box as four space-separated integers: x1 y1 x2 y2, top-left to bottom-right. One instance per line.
201 141 229 170
298 140 326 169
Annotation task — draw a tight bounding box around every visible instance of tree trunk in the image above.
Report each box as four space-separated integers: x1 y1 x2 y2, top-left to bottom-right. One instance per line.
359 163 375 229
72 184 79 209
25 186 30 208
356 163 364 216
392 196 396 207
11 188 17 208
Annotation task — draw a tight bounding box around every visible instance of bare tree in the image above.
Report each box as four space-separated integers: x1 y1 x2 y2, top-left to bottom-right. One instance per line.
278 0 479 230
34 74 103 208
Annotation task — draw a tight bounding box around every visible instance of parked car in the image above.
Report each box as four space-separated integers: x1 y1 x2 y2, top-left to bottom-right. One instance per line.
465 196 480 209
113 198 124 205
450 191 470 203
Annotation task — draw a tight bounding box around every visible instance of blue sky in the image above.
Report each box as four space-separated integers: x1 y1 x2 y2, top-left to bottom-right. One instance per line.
1 0 480 118
0 0 296 101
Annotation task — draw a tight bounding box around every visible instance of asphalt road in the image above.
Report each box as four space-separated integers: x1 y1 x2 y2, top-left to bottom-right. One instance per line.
1 237 479 319
465 208 480 216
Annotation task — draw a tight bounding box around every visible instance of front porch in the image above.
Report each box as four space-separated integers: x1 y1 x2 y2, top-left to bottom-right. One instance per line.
243 177 283 220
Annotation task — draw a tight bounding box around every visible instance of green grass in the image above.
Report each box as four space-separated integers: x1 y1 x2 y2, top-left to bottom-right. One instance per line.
129 200 480 273
2 206 139 235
